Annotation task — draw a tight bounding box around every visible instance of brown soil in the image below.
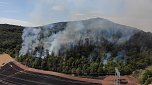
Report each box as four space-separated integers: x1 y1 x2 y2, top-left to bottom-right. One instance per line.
0 54 141 85
0 54 13 67
101 75 141 85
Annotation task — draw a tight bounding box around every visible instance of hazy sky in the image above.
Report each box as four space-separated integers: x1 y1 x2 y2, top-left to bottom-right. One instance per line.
0 0 152 32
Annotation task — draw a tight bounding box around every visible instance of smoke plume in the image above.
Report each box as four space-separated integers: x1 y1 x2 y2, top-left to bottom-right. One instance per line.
20 18 138 57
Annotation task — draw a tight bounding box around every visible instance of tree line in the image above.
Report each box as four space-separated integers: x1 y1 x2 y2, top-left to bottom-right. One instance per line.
0 24 23 57
1 24 152 78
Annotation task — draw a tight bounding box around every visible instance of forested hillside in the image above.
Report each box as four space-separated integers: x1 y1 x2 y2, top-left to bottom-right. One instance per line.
16 31 152 77
0 24 23 57
0 22 152 83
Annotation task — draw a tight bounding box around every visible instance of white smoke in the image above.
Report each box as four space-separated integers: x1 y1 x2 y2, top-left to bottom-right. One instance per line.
19 24 58 57
20 18 139 57
28 0 152 32
103 53 111 65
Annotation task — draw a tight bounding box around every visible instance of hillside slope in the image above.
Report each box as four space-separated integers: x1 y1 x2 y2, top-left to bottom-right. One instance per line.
1 18 152 76
0 24 23 57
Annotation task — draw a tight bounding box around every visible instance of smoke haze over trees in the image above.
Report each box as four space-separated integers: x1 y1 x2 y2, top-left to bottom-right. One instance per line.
20 18 139 57
0 18 152 77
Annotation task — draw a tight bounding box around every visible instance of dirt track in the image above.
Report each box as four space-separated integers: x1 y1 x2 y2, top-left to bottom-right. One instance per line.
0 62 98 85
13 60 102 84
101 75 140 85
0 54 140 85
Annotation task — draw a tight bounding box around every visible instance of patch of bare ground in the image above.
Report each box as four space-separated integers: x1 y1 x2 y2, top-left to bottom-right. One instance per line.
0 54 141 85
0 53 13 67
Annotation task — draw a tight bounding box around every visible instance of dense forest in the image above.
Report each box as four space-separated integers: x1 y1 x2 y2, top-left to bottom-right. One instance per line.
1 24 152 84
15 34 152 76
17 31 152 77
0 24 23 57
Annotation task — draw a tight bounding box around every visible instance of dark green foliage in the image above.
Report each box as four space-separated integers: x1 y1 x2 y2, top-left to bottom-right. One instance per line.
144 78 152 85
0 24 23 57
17 30 152 77
1 24 152 78
18 51 152 77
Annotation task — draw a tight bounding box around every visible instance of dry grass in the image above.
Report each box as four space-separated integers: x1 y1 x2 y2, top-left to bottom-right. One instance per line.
0 53 13 67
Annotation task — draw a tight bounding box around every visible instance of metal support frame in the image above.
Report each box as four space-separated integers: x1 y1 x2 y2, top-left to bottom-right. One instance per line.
114 67 120 85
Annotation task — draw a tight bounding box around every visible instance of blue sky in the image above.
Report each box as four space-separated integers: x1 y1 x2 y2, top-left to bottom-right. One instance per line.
0 0 33 20
0 0 152 32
